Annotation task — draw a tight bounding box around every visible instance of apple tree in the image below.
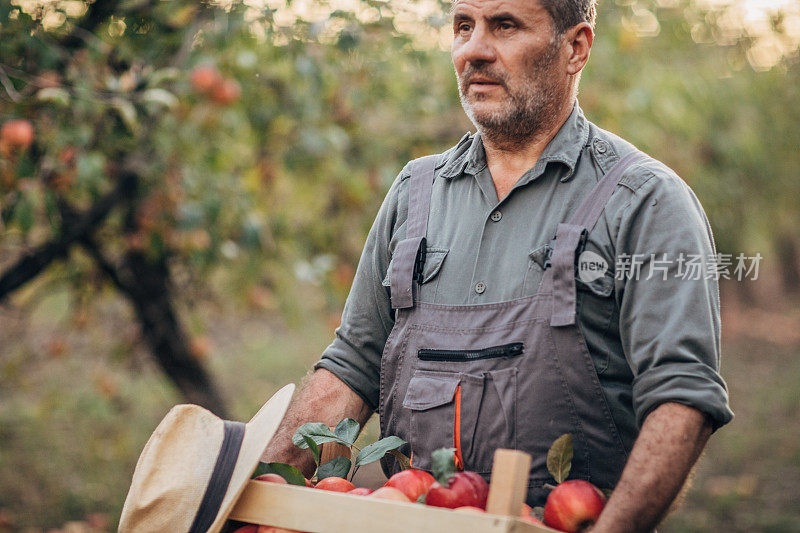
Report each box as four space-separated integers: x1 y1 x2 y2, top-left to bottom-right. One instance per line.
0 0 457 415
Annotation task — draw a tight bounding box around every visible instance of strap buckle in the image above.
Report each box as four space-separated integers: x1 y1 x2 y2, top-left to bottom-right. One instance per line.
543 229 588 270
413 237 427 283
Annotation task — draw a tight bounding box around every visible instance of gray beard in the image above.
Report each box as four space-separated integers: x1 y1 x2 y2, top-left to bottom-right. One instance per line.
456 38 566 150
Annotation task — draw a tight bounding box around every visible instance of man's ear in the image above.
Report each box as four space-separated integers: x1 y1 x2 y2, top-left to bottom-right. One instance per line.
565 22 594 75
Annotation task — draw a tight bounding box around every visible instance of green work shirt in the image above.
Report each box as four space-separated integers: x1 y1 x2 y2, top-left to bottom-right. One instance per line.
315 103 734 445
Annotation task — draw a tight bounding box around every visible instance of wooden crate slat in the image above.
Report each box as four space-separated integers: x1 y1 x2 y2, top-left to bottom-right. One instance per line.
230 481 554 533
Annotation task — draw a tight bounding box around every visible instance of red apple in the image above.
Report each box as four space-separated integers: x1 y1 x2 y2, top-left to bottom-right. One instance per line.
0 119 34 153
425 472 482 509
232 526 259 533
367 487 411 502
543 480 606 532
521 514 546 526
314 476 355 492
383 469 436 502
209 78 241 105
347 487 374 496
519 502 546 525
254 473 288 484
454 506 485 514
460 471 489 509
190 65 222 94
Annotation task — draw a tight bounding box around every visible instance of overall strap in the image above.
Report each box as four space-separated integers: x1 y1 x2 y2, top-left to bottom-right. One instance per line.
390 155 438 309
546 150 649 327
566 151 649 230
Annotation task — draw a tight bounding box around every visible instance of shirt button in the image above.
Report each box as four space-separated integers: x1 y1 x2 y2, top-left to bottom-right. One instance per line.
594 139 608 154
490 210 502 222
475 281 486 294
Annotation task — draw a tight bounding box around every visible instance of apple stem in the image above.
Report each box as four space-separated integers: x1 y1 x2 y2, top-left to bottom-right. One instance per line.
543 483 558 491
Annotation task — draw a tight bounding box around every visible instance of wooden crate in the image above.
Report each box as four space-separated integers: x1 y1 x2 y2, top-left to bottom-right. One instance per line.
229 449 559 533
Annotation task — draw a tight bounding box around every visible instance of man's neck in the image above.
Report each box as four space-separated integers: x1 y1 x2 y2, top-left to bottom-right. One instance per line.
481 99 575 202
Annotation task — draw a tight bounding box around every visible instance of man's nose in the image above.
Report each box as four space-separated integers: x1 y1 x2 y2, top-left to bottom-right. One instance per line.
455 25 497 66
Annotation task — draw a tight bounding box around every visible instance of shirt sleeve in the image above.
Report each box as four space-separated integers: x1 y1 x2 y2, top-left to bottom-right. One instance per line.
313 170 409 411
614 163 734 432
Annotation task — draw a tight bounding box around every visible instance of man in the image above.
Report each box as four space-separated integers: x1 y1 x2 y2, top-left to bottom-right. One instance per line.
262 0 733 531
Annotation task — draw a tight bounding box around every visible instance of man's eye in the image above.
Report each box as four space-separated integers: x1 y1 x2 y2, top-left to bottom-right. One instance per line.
498 21 515 31
457 23 472 33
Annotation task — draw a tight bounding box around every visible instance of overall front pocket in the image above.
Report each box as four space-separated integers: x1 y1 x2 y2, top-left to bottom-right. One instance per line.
402 364 518 474
402 370 459 471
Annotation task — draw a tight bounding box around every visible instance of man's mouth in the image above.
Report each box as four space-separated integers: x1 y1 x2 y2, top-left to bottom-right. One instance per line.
468 77 502 87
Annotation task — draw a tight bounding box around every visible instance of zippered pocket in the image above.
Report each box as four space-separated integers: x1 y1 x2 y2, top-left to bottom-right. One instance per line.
418 342 524 362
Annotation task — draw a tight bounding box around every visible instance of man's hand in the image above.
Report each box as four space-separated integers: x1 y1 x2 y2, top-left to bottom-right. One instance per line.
590 402 712 533
260 368 373 477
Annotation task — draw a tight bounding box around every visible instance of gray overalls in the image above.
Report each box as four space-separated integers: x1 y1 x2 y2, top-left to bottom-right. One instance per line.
380 151 648 505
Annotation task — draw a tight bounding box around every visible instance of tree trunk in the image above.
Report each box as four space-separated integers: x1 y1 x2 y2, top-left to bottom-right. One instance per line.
775 234 800 294
83 239 229 417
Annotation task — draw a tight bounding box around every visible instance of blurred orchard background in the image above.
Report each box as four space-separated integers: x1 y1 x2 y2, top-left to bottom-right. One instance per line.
1 0 799 530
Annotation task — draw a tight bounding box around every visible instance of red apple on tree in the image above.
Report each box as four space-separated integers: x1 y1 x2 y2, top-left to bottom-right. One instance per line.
0 119 34 155
210 78 241 106
190 65 222 94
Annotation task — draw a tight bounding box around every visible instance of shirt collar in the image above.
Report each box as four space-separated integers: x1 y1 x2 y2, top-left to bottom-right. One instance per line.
439 102 589 183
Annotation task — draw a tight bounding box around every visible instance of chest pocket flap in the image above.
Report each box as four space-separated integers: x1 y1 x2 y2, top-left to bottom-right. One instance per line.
529 244 614 297
382 248 449 287
402 371 460 410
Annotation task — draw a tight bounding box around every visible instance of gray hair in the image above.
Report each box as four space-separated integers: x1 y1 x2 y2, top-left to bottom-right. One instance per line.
538 0 597 34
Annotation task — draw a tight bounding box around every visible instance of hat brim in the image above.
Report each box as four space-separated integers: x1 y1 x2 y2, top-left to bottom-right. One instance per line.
207 383 296 533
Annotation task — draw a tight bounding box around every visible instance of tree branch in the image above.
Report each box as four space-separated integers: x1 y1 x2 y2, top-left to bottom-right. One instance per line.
0 171 137 301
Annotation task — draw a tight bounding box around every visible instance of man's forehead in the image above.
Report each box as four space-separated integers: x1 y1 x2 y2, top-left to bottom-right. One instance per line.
451 0 546 18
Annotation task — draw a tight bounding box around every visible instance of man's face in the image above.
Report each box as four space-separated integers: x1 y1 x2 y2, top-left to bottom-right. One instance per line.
451 0 570 144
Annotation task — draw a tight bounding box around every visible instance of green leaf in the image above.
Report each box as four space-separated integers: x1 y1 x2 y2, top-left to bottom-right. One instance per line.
147 67 181 88
333 418 360 445
251 462 306 486
388 449 412 471
111 97 138 134
142 88 178 109
431 447 456 486
317 456 351 480
546 433 573 484
302 435 321 466
292 422 350 448
353 436 406 467
36 87 70 106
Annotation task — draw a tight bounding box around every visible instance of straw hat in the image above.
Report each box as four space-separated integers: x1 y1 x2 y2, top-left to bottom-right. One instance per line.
119 383 295 533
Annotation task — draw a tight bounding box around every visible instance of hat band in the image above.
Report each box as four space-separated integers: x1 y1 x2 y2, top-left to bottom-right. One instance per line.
188 420 246 533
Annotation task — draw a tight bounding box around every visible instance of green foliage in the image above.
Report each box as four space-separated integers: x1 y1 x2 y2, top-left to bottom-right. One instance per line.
353 436 406 467
252 462 307 486
292 422 351 449
2 0 800 528
0 0 459 314
317 456 352 480
333 417 361 445
431 447 457 486
291 417 404 482
546 433 573 484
